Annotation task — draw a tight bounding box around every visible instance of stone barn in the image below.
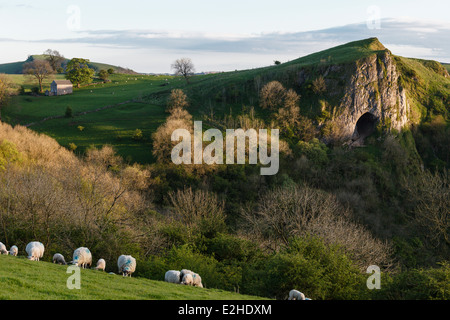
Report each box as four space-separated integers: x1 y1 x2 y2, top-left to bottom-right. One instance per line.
50 80 73 96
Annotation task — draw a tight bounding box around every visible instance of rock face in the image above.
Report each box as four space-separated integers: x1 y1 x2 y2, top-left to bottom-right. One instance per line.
329 50 410 144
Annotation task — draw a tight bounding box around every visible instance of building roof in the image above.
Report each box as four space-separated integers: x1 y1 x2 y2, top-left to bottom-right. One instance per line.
52 80 73 85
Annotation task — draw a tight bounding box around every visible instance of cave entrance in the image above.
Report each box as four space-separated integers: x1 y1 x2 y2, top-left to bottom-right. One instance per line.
355 112 377 139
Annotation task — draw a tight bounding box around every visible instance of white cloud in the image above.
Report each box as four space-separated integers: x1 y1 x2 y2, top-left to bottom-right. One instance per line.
1 18 449 73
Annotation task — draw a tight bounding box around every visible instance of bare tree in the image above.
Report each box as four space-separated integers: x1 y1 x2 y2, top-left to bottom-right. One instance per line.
168 187 226 238
274 89 301 127
166 89 189 113
241 185 394 271
260 81 286 110
171 58 195 84
312 76 326 94
44 49 65 72
23 60 54 93
402 169 450 247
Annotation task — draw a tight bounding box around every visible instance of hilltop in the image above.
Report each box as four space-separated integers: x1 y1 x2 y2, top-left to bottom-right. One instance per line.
0 54 137 75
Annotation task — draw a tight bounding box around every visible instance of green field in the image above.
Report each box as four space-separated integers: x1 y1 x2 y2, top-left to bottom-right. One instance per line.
0 54 135 75
0 255 267 300
2 73 183 163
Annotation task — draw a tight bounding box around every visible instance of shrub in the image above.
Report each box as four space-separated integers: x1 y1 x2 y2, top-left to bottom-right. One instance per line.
68 142 77 151
376 262 450 300
312 76 326 94
256 236 367 300
132 129 143 141
260 81 286 110
166 89 189 113
65 106 73 118
98 69 109 81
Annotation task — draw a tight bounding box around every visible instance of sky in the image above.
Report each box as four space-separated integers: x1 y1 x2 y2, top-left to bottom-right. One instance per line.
0 0 449 73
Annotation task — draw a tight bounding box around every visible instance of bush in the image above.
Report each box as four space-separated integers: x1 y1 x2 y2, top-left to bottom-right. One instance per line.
257 237 368 300
132 129 143 141
98 69 109 81
376 262 450 300
65 106 73 118
68 142 77 151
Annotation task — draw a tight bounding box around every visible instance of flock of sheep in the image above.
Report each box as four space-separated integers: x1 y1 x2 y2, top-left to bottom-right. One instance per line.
2 241 310 298
165 269 203 288
0 241 136 277
0 240 204 288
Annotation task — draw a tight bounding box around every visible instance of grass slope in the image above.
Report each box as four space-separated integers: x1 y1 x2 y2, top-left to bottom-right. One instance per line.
0 55 135 75
2 38 448 164
0 255 267 300
3 74 175 163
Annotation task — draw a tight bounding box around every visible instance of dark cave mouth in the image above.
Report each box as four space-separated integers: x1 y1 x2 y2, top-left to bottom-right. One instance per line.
355 112 378 139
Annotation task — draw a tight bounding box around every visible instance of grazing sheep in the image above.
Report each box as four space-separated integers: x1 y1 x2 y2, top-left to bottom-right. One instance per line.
117 255 136 277
165 270 182 284
288 289 311 300
180 269 203 288
95 259 106 271
9 245 18 256
72 247 92 268
0 242 8 255
26 242 44 261
192 273 203 288
181 273 194 286
53 253 66 265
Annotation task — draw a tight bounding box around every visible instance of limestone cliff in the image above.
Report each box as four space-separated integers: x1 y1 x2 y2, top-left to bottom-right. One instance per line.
326 50 410 144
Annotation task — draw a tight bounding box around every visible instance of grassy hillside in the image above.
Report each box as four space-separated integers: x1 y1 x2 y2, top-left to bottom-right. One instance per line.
2 74 176 163
2 38 448 164
0 54 136 75
0 255 267 300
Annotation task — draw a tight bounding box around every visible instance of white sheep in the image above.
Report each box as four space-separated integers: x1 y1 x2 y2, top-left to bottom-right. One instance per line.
0 242 8 255
192 273 203 288
117 255 136 277
9 245 18 256
95 259 106 271
181 273 194 286
26 242 44 261
288 289 311 300
72 247 92 268
180 269 203 288
53 253 66 265
165 270 182 284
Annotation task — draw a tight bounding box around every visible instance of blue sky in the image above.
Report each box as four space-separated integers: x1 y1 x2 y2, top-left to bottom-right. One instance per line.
0 0 449 72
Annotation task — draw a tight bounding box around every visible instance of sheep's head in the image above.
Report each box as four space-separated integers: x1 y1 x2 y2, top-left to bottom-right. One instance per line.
181 274 193 285
0 249 8 255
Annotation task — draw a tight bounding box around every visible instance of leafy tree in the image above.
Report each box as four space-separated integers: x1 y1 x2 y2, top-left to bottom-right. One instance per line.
65 58 95 88
43 49 65 71
171 58 195 84
98 69 109 81
23 60 54 93
107 68 115 74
